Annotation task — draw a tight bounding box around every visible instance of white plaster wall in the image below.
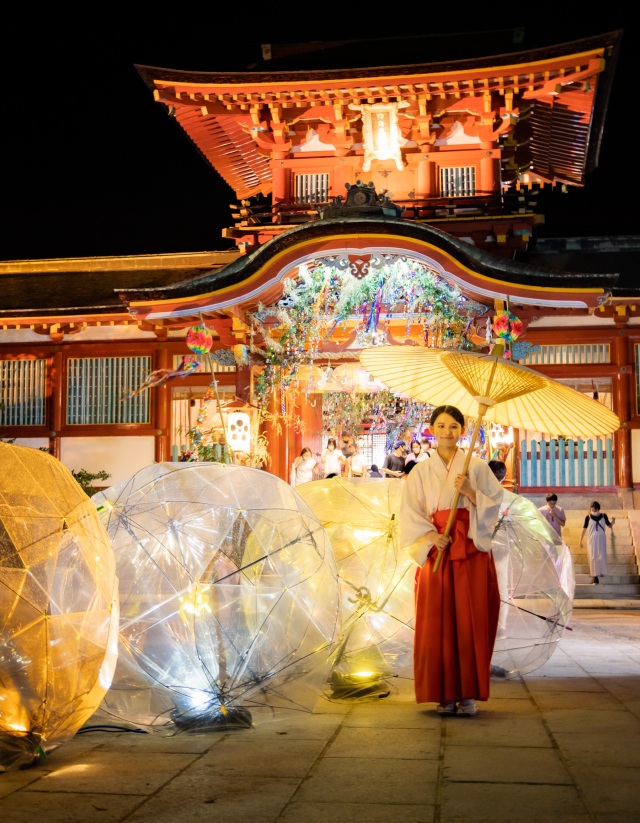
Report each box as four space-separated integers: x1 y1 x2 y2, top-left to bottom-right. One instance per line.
633 429 640 485
60 436 156 487
11 438 51 450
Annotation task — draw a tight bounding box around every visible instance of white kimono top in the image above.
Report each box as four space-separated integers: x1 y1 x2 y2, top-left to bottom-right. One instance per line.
399 448 504 566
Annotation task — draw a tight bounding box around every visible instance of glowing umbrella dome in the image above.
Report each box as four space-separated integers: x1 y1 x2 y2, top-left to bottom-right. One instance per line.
296 477 415 699
92 463 341 731
0 443 119 771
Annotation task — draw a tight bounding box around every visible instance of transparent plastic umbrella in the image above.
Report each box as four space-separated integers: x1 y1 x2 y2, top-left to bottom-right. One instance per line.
296 477 415 699
0 443 119 771
92 463 341 732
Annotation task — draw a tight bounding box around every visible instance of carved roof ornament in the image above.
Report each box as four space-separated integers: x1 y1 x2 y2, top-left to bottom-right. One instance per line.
320 181 404 219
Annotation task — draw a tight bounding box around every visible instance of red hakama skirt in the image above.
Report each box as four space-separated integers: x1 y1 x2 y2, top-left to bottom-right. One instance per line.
413 508 500 704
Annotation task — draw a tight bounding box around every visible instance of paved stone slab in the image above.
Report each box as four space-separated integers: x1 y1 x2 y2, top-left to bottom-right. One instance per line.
440 783 590 823
277 801 435 822
443 745 572 784
294 757 438 805
325 726 440 759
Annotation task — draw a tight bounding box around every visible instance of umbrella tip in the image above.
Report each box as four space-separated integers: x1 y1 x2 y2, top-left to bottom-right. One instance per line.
492 342 505 358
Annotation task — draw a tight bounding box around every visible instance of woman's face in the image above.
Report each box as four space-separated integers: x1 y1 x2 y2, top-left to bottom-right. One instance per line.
327 443 335 451
411 441 421 455
302 450 311 458
430 413 464 447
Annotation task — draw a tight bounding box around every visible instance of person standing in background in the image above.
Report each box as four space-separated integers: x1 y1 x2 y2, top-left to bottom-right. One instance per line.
321 437 346 478
290 447 317 487
381 441 406 478
405 440 428 469
348 442 366 477
537 493 566 537
580 501 615 584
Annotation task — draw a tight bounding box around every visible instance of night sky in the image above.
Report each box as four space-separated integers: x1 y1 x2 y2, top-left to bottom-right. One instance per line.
2 10 638 262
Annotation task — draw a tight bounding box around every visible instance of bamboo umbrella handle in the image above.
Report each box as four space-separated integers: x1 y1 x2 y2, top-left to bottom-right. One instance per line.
432 403 489 573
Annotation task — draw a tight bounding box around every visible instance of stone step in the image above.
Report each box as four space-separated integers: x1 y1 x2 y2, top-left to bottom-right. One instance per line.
528 507 640 601
574 584 640 599
575 572 639 584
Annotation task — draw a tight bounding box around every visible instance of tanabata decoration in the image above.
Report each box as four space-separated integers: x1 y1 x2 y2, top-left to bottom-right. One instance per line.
296 478 415 699
92 463 341 732
186 324 214 355
492 310 523 344
0 443 119 772
123 355 201 399
490 491 575 678
298 474 574 689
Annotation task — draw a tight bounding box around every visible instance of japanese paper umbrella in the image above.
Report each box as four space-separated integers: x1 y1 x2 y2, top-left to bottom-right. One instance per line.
360 343 620 571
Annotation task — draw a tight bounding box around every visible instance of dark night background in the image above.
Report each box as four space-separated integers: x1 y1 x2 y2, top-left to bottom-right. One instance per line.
2 9 638 262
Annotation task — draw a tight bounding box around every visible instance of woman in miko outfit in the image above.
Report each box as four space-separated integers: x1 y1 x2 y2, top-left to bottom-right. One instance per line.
580 501 615 584
399 405 504 717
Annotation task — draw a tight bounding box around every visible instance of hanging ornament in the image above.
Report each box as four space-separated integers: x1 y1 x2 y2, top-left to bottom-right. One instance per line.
186 324 213 354
492 311 523 343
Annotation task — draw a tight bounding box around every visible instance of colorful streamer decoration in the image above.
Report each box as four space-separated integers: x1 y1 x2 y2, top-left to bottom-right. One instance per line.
123 355 201 399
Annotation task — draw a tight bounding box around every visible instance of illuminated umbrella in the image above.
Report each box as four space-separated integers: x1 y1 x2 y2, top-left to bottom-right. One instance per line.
0 443 119 771
92 463 341 732
296 477 415 699
360 342 620 570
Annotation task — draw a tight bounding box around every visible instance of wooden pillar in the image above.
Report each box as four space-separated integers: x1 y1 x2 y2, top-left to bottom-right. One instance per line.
480 146 498 194
264 390 293 481
154 347 172 463
48 350 64 459
271 162 288 206
298 393 324 465
612 333 633 489
416 155 434 198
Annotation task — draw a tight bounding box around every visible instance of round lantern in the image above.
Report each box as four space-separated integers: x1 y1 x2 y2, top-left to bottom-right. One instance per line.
186 324 213 355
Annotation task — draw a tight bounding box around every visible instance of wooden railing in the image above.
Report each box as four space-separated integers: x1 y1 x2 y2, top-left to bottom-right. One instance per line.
519 437 615 489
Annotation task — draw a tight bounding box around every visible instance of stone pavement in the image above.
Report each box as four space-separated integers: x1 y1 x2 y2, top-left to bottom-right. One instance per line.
1 608 640 823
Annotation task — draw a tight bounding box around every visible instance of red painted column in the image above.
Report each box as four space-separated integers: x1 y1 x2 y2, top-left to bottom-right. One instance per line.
49 350 63 459
480 146 498 194
612 332 632 489
154 347 171 463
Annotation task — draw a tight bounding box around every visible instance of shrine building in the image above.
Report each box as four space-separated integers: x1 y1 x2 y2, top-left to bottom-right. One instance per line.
2 28 640 505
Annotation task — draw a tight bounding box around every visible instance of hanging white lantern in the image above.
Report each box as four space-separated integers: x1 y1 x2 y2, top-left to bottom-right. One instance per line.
226 412 251 452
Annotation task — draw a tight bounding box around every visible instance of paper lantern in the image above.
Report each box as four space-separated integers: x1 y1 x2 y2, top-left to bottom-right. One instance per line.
186 324 213 354
92 463 341 732
0 443 119 771
226 412 251 452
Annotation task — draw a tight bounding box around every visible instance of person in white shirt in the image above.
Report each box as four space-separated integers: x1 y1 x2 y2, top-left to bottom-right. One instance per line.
537 493 566 537
405 439 428 467
321 437 346 478
348 443 366 477
290 447 317 487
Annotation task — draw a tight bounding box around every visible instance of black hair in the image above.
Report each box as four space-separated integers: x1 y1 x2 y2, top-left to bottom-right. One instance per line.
488 460 507 481
403 460 417 475
545 493 558 502
590 501 601 510
430 405 465 427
